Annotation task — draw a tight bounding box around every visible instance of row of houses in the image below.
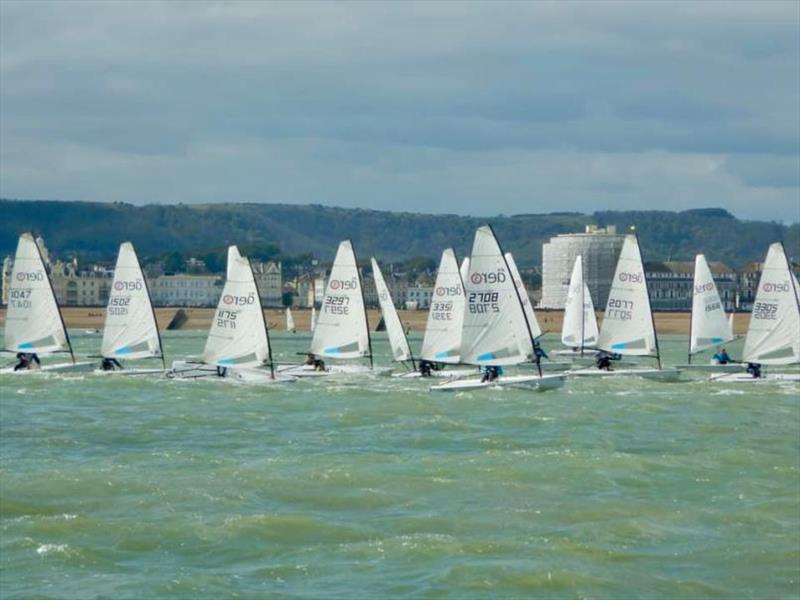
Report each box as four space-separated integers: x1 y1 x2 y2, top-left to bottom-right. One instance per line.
2 235 795 311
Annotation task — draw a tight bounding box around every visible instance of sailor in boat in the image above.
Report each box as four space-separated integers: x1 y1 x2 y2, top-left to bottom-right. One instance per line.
101 357 123 371
595 351 613 371
13 352 41 371
480 365 503 383
419 359 434 377
712 347 731 365
746 362 762 379
304 353 327 372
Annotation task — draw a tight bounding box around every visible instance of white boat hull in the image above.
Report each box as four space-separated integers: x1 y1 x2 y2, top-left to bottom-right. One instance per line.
168 361 294 384
567 367 683 382
676 363 745 373
0 361 95 375
711 372 800 384
277 363 392 378
430 373 566 392
93 367 166 376
394 368 476 379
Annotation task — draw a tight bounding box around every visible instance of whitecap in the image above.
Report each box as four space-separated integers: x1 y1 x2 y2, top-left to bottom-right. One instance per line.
36 543 68 556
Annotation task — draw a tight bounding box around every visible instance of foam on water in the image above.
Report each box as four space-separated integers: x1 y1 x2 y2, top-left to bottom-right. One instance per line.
1 331 798 598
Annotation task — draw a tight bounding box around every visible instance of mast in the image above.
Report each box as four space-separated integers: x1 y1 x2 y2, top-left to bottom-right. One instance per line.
135 243 166 369
635 231 662 370
580 254 585 358
33 233 75 364
250 257 275 379
352 241 373 369
490 225 542 377
687 256 695 366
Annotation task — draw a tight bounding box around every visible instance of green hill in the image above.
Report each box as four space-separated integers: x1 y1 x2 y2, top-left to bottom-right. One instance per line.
1 199 797 268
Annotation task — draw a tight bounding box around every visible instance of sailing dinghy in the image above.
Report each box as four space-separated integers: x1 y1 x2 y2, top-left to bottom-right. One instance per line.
713 242 800 383
1 233 92 374
555 255 599 358
676 254 740 373
97 242 165 375
431 226 566 392
169 246 292 384
568 233 680 381
279 240 389 377
371 258 418 373
397 248 474 379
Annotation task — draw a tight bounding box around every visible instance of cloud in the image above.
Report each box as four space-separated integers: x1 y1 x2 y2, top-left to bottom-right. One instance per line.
1 0 798 222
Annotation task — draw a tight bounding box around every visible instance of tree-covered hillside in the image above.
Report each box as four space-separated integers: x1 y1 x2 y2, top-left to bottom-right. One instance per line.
1 200 797 268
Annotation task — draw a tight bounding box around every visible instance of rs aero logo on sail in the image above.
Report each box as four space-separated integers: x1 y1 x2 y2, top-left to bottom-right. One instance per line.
329 278 358 290
618 272 643 283
763 281 790 293
470 271 507 285
16 271 44 281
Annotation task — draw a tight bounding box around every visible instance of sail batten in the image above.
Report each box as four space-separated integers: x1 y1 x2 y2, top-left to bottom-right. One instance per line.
420 249 466 363
597 235 658 357
562 255 599 348
4 233 70 356
371 258 413 363
310 241 370 360
742 243 800 365
202 246 271 369
460 226 534 366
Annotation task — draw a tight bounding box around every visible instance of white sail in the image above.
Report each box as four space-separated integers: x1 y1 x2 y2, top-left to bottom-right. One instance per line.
371 258 412 362
505 252 542 338
286 308 296 332
689 254 734 355
4 233 70 356
310 240 370 359
742 243 800 365
420 248 466 363
101 242 162 360
202 246 271 369
310 306 316 332
596 234 657 356
461 226 534 366
561 255 599 348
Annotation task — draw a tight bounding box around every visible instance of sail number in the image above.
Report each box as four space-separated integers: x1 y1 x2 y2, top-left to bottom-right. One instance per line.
431 301 454 320
753 301 777 321
9 288 32 308
468 291 499 314
108 296 131 316
324 295 350 315
607 298 633 321
704 301 721 312
217 309 238 328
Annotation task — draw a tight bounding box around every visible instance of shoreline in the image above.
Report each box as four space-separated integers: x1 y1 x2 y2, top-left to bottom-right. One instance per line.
0 307 747 336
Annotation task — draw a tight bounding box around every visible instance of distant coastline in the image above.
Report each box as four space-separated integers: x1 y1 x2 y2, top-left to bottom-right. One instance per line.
0 307 747 336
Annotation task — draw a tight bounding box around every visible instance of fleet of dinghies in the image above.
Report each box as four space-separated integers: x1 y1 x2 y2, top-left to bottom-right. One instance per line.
2 231 798 387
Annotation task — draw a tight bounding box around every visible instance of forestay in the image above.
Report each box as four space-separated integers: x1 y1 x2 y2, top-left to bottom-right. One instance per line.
371 258 412 362
596 234 657 356
505 252 542 338
310 240 370 359
742 243 800 365
4 233 70 355
420 248 465 363
461 226 534 366
202 246 272 369
690 254 733 355
102 242 162 360
561 255 599 348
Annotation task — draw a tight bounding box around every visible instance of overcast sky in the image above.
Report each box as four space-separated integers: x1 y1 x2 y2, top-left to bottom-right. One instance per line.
1 1 798 221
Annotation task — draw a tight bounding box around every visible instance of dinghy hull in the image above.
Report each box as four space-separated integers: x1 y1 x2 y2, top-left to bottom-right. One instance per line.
430 374 566 392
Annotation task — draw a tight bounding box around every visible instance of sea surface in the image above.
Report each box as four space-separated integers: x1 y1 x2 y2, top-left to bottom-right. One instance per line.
1 332 798 599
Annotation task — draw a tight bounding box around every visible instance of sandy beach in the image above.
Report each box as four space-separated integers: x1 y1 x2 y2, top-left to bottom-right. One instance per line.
0 306 748 336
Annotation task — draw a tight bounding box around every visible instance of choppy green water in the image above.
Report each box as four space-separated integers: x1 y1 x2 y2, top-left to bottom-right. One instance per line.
1 332 798 599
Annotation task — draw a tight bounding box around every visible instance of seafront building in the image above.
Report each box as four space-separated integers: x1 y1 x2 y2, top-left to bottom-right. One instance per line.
645 261 736 311
538 225 626 309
